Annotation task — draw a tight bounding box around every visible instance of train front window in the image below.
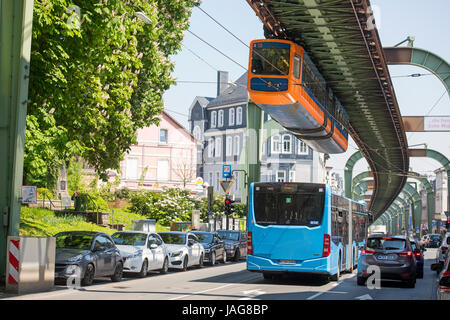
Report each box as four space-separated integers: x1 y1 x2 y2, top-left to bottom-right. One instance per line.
251 43 290 76
253 184 325 226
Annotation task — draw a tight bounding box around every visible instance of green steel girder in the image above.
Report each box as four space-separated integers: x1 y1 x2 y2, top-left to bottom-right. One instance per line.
247 0 409 220
408 172 434 232
384 47 450 99
402 183 422 233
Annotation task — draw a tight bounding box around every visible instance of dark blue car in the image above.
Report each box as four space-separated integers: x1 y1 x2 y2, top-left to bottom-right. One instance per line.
55 231 124 286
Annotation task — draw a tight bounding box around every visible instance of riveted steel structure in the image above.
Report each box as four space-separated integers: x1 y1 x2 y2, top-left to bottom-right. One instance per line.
246 0 409 219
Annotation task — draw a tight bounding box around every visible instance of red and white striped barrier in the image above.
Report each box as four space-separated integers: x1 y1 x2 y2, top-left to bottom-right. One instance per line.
8 238 20 285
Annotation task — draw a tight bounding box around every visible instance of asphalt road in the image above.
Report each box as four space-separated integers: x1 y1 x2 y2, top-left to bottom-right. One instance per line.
0 249 439 301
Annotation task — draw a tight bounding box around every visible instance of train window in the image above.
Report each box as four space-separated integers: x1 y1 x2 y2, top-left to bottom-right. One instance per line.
252 46 290 76
293 55 301 79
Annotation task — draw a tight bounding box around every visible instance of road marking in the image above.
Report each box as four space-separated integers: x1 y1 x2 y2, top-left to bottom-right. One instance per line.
239 289 266 300
355 294 373 300
307 292 325 300
169 283 235 300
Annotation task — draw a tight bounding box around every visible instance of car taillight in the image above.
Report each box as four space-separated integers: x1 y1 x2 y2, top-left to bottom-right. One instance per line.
398 251 413 257
441 246 448 252
247 232 253 255
414 251 421 258
361 248 375 255
322 234 331 257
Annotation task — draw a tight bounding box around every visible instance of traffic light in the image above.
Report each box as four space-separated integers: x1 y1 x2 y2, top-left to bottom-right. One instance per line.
224 196 235 216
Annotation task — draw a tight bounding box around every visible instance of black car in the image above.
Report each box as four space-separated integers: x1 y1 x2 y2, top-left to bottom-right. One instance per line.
357 235 417 288
192 231 226 265
55 231 124 286
409 237 425 278
428 234 442 248
217 230 247 262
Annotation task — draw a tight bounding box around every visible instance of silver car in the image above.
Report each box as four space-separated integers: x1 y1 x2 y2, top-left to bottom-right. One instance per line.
112 231 170 277
158 232 204 271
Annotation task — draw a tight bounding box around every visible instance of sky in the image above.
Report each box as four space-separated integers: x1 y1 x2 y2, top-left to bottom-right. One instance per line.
162 0 450 181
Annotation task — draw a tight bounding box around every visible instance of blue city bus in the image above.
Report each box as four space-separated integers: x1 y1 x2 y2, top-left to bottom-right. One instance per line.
247 182 370 281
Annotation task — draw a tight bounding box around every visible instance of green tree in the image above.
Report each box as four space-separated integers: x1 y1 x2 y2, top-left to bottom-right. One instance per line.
25 0 199 186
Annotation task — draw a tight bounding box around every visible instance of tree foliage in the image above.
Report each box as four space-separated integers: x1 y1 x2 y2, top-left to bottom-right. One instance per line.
25 0 199 186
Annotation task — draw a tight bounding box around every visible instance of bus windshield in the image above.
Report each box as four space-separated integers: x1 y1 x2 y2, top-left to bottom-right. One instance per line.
253 183 325 226
251 42 290 76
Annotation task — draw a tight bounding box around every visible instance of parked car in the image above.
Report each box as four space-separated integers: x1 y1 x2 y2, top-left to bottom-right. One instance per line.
431 255 450 300
434 233 450 272
409 237 425 278
158 232 204 271
357 235 417 288
428 234 442 248
55 231 124 286
111 231 170 277
217 230 247 262
191 231 226 265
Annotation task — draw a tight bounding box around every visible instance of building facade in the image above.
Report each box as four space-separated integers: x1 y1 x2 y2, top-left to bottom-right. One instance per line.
118 111 198 192
189 71 326 201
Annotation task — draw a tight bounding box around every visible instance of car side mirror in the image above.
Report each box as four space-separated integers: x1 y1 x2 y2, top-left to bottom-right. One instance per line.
188 240 194 246
150 243 158 249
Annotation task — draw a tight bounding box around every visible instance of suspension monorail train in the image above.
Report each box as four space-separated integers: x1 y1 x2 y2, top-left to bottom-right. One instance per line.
247 39 349 154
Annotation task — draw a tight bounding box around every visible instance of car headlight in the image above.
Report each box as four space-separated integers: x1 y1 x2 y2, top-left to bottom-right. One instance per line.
127 250 143 259
68 255 83 263
171 251 183 257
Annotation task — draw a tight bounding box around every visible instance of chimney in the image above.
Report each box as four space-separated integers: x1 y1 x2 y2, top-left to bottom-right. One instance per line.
217 70 229 97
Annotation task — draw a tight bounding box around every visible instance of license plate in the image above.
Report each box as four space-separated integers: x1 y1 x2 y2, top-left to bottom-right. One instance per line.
279 260 296 265
377 254 396 260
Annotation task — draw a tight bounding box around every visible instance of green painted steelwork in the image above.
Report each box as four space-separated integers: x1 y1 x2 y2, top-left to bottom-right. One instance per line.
384 46 450 99
0 0 34 280
344 151 365 198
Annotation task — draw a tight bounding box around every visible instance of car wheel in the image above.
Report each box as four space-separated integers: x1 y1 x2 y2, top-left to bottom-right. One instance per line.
138 259 148 278
210 252 216 266
181 256 188 272
82 264 95 286
357 276 366 286
196 254 204 268
222 251 227 264
160 257 169 274
233 249 240 262
111 262 123 282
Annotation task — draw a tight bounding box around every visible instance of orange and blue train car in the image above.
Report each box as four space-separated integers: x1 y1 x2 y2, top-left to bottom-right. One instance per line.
247 39 349 154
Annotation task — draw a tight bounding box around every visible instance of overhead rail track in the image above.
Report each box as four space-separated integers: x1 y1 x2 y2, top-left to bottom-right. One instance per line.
246 0 409 219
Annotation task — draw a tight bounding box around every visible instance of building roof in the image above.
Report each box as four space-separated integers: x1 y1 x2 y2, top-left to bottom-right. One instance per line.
207 72 248 108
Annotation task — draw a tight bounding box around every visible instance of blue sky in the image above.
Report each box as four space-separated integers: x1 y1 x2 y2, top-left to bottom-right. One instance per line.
162 0 450 179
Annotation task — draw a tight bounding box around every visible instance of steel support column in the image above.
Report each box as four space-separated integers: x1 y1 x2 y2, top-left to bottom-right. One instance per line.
0 0 34 281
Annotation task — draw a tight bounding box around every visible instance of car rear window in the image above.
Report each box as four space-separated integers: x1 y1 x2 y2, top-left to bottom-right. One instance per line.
367 237 406 250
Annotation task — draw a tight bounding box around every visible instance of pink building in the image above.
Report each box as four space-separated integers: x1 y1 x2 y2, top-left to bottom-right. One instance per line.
117 111 198 192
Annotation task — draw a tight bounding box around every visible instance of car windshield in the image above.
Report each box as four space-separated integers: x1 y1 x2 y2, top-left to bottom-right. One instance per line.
56 233 94 250
193 233 213 243
112 233 147 246
159 233 186 245
367 237 406 251
217 231 239 241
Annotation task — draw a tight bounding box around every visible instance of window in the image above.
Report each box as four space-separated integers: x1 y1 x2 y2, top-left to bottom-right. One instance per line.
159 129 168 143
229 108 235 126
216 172 220 191
277 171 286 182
233 136 240 156
282 134 292 153
157 159 169 181
211 111 217 128
251 44 290 75
289 171 295 182
226 136 233 156
126 157 138 179
208 138 214 158
236 107 243 125
218 110 224 127
293 54 301 79
193 126 201 141
271 135 281 154
297 140 308 155
215 137 222 157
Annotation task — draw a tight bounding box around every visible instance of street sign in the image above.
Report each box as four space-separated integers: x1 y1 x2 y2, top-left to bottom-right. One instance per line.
21 186 37 204
195 177 203 185
222 164 232 179
219 180 234 194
